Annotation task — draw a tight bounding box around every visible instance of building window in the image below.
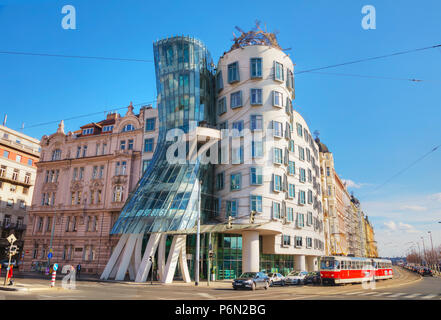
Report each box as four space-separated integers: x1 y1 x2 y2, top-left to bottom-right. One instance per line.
250 88 262 105
250 115 263 131
15 155 22 163
287 69 294 89
326 167 330 176
307 190 313 204
283 235 291 246
231 145 243 164
274 61 284 81
226 200 238 217
82 128 94 135
299 146 305 161
299 168 306 183
216 172 224 190
308 169 312 182
230 91 242 109
142 160 150 173
297 213 305 227
288 184 295 198
230 173 241 191
0 165 5 177
82 145 87 157
289 140 295 152
113 186 123 202
295 236 303 247
217 97 227 115
287 161 295 175
306 148 311 162
3 150 9 158
272 91 283 107
273 148 283 164
102 125 113 132
51 149 61 161
296 123 303 137
128 139 134 150
232 121 244 136
273 121 283 137
144 138 154 152
250 167 263 185
252 140 263 158
11 169 18 181
299 190 306 205
145 118 156 131
287 208 294 222
272 202 281 219
120 140 126 150
228 62 240 83
122 124 135 132
273 174 282 192
250 195 262 213
250 58 262 78
306 237 313 248
216 71 223 92
307 212 313 225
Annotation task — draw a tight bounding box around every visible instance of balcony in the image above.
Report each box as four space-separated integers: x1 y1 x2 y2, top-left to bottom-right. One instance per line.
0 173 34 187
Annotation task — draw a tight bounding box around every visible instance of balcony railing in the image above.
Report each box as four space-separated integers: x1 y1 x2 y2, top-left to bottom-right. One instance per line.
0 173 34 187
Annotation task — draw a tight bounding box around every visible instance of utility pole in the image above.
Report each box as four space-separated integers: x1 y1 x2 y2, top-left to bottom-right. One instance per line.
48 209 56 266
428 231 434 264
195 179 201 286
421 236 427 265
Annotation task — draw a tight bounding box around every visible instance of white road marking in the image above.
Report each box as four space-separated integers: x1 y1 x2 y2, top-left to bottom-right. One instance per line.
197 293 216 299
373 292 392 296
361 291 378 295
344 291 364 295
421 294 436 299
388 292 405 298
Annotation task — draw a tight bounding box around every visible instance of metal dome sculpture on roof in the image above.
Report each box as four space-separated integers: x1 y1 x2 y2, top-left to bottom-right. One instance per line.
229 21 283 52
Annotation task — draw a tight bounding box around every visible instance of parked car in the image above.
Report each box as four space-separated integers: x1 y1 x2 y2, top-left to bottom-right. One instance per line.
232 272 270 290
304 271 321 285
285 271 309 285
267 272 285 286
419 267 433 276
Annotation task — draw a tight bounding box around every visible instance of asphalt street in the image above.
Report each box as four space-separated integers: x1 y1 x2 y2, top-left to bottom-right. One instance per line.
0 267 439 300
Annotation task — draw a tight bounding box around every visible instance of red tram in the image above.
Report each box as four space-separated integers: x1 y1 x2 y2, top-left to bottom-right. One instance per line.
320 256 393 285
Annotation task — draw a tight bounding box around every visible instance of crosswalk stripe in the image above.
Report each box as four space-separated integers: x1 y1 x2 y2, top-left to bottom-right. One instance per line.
344 291 364 295
388 293 405 298
421 294 436 299
373 292 391 296
362 292 378 295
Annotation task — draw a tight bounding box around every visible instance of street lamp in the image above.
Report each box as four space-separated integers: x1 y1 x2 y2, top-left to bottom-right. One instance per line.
428 231 434 264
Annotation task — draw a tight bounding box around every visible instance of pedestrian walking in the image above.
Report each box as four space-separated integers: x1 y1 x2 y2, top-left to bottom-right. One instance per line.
8 265 14 286
76 264 81 279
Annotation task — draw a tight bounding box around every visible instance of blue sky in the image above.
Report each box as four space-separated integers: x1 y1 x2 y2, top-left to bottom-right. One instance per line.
1 0 440 257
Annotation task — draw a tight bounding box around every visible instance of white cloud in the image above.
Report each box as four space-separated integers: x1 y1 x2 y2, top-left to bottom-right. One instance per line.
384 221 397 231
400 205 427 212
429 193 441 202
342 179 362 189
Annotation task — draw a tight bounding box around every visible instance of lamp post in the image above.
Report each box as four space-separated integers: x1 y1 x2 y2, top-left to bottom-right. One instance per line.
421 237 427 265
195 179 202 286
428 231 434 264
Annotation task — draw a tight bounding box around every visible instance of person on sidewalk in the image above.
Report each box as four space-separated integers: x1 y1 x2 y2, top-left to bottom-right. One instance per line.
7 265 13 286
76 264 81 279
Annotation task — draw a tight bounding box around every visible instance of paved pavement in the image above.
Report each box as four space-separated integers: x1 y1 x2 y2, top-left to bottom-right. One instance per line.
0 266 439 300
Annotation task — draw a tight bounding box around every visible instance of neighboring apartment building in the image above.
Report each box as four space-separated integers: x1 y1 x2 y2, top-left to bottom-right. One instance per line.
364 215 378 258
141 105 159 174
0 124 40 261
22 104 151 274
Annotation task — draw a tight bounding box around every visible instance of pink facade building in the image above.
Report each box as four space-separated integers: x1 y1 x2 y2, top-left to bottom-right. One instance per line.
22 104 157 274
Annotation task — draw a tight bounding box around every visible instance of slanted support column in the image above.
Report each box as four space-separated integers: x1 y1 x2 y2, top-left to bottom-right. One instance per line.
115 234 139 281
101 234 130 280
135 233 162 283
162 235 189 284
242 231 260 273
157 234 167 282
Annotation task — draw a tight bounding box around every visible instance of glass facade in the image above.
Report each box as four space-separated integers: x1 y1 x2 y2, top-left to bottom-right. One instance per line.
111 36 216 235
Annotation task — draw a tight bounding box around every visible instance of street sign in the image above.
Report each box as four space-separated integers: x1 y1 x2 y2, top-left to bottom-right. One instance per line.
53 264 58 271
48 252 53 259
49 248 53 253
6 234 17 244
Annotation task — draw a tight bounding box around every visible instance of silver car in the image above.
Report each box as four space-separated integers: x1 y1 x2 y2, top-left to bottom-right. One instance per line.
285 271 308 285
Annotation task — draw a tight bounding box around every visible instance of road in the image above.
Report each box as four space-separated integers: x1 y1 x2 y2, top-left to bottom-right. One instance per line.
0 267 439 300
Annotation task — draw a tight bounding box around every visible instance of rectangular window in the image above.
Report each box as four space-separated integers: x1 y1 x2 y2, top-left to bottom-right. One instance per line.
307 212 313 225
217 97 227 115
273 148 283 164
228 62 240 83
328 185 332 196
272 202 281 219
250 88 262 105
230 173 241 191
82 145 87 157
288 161 295 175
3 150 9 158
308 169 312 182
296 123 303 137
252 140 263 158
288 184 295 198
283 235 291 246
274 61 284 81
273 121 283 137
144 138 154 152
216 172 224 190
79 167 84 180
289 140 295 152
295 236 302 247
92 166 98 179
226 200 238 217
128 139 134 150
287 69 294 89
272 91 283 107
299 190 306 205
287 208 294 222
250 114 263 131
142 160 150 173
307 190 313 204
299 146 305 160
273 174 282 192
297 213 305 227
306 148 311 162
250 167 263 185
299 168 306 182
230 91 242 109
82 128 94 135
120 140 126 150
250 195 262 213
326 167 331 176
216 71 224 92
232 121 244 136
102 125 114 132
99 165 104 178
250 58 262 78
306 237 313 248
145 118 156 131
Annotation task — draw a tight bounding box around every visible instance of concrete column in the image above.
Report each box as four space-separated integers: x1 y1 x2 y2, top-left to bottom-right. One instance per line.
157 234 167 282
100 233 129 280
295 255 306 271
115 234 138 280
305 256 318 271
135 233 162 283
242 231 260 273
162 235 187 284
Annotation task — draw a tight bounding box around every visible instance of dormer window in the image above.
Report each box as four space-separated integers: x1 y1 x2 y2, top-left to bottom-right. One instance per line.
122 124 135 132
82 128 94 135
102 125 114 132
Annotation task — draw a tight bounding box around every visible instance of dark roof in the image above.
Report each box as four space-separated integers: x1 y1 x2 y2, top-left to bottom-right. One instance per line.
315 137 330 153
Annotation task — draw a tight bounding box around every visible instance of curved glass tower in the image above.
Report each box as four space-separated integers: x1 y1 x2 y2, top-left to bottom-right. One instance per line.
111 36 215 235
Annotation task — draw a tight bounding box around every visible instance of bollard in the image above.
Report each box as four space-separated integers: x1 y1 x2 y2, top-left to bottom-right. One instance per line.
50 270 57 287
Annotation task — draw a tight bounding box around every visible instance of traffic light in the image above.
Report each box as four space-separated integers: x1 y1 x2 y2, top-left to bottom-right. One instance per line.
227 216 233 229
250 211 256 224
